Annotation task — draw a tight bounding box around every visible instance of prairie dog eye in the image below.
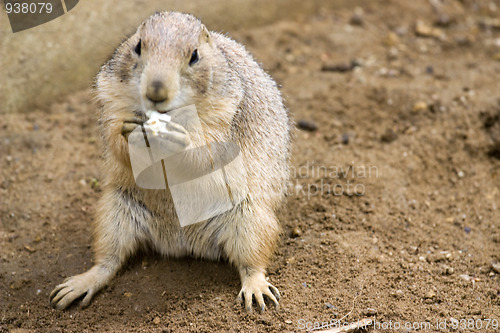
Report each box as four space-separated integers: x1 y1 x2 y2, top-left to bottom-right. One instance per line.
134 39 141 56
189 49 199 66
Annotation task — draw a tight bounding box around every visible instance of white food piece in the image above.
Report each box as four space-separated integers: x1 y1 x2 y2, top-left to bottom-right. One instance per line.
144 110 171 135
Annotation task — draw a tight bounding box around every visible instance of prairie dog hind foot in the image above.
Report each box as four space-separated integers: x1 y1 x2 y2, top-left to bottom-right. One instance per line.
237 267 280 313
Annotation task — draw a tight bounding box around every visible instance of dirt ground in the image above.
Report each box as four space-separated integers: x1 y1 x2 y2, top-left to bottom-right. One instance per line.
1 0 500 332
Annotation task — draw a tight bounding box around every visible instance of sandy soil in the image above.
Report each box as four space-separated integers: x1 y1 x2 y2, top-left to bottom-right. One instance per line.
1 1 499 332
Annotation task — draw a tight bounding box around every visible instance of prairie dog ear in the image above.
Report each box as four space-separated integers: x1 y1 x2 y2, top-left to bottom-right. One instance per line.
199 24 213 46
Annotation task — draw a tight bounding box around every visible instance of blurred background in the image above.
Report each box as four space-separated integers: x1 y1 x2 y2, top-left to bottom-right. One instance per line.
0 0 339 114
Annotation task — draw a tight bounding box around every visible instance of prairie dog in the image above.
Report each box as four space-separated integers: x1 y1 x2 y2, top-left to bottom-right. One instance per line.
50 11 291 313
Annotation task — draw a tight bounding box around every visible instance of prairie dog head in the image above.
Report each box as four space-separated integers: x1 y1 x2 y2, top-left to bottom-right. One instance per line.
136 12 214 112
98 12 226 118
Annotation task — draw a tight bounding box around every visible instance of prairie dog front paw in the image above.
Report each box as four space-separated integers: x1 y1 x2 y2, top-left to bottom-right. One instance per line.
148 120 192 152
50 265 113 310
128 119 192 155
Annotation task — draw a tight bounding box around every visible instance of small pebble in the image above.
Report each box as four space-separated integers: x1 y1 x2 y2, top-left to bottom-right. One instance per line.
381 128 398 143
409 199 418 209
459 274 471 282
341 133 350 145
322 63 353 73
491 261 500 273
441 265 454 275
363 308 377 316
384 32 400 46
350 7 364 26
297 120 318 132
395 26 408 36
387 47 399 60
325 302 337 310
24 245 35 253
0 180 9 190
415 20 445 40
291 226 302 238
435 14 452 27
153 317 161 325
424 291 436 299
455 35 474 46
350 14 363 26
428 251 451 262
479 17 500 30
321 59 360 73
464 226 471 234
412 101 428 112
354 186 364 196
492 234 500 243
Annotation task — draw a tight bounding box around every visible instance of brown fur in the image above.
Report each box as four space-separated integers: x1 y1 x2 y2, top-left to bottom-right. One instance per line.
50 11 291 313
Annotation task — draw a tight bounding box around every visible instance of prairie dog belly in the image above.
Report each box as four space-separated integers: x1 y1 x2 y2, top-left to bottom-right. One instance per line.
131 187 227 260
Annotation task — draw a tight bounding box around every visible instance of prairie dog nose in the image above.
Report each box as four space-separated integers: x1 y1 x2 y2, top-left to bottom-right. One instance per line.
146 80 169 103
